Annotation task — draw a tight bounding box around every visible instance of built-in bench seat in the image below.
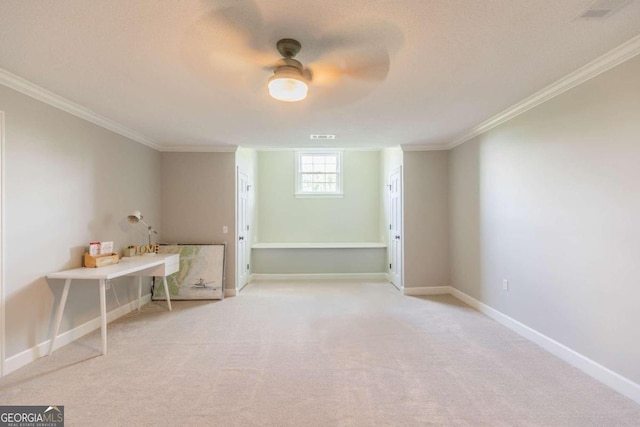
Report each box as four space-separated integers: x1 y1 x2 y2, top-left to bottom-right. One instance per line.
250 242 387 278
252 242 386 249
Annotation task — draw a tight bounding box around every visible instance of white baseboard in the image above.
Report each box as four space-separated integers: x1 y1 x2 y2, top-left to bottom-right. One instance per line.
249 273 387 281
3 294 152 376
449 287 640 405
224 288 237 297
403 286 452 296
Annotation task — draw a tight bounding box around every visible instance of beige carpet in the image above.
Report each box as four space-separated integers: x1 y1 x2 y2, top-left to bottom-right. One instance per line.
1 280 639 426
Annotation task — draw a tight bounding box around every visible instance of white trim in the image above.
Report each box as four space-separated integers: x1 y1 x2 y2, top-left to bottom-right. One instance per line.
0 112 4 377
160 145 238 153
402 286 451 296
3 34 639 156
449 287 640 405
399 284 640 404
224 288 237 297
249 273 387 281
0 67 160 150
3 294 151 375
252 242 386 249
387 166 404 289
236 167 250 291
447 33 640 149
294 193 344 198
384 272 394 283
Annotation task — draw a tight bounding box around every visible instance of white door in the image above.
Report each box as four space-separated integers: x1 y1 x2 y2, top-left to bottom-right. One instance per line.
236 170 250 290
388 167 403 289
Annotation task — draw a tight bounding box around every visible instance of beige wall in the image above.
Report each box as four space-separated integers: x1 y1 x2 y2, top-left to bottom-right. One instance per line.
161 152 236 290
449 54 640 384
449 141 481 297
1 85 161 359
257 150 381 243
403 151 450 288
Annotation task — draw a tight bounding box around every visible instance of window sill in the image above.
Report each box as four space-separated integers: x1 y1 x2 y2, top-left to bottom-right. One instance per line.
294 192 344 198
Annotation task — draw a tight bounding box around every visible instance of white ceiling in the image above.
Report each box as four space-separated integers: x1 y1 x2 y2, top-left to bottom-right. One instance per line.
1 0 640 150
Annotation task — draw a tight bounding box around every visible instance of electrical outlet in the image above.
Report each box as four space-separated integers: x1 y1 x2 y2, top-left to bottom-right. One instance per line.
502 279 509 291
222 226 228 234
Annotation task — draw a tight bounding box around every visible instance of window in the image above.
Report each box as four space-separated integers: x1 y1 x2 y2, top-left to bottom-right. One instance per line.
295 150 343 196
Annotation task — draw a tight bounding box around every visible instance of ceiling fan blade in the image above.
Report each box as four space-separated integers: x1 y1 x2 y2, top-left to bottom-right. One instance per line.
181 0 276 82
308 46 390 87
304 22 404 62
304 21 401 87
305 63 342 86
206 0 266 52
308 77 381 110
342 49 390 81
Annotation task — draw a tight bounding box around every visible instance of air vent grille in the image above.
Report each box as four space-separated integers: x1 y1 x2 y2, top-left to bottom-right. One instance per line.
310 135 336 140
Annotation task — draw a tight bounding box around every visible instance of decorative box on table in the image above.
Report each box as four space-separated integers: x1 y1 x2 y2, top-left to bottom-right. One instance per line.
84 253 120 268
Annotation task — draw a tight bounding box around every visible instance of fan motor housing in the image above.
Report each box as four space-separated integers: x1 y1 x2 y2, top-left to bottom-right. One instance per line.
276 38 302 58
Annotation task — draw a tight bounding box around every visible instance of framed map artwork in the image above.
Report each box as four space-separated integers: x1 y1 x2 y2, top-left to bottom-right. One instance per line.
152 244 225 300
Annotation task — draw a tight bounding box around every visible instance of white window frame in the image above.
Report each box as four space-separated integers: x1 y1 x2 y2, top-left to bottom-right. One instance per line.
295 150 343 198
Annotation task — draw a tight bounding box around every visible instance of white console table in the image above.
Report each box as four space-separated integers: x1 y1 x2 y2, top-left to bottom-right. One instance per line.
47 253 179 355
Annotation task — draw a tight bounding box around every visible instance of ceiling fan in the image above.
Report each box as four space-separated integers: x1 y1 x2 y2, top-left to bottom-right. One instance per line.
268 38 311 102
181 1 401 105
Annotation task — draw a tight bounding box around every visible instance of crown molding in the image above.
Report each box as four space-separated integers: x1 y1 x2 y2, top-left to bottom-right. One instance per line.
160 145 238 153
401 144 449 152
0 67 160 150
4 33 639 154
447 33 640 150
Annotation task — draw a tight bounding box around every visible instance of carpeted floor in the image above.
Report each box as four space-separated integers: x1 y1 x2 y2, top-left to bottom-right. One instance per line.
1 280 639 426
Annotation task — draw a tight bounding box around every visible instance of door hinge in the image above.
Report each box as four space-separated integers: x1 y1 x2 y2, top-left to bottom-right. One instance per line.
247 225 250 230
389 263 392 269
389 224 392 230
247 264 250 270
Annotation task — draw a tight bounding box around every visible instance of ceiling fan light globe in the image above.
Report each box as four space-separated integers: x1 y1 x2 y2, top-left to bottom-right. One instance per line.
268 70 308 102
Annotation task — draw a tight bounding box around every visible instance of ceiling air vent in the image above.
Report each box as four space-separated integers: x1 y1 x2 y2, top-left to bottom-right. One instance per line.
576 0 633 20
310 134 336 140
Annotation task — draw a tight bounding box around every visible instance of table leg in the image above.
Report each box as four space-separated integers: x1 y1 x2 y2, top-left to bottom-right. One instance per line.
99 279 107 355
48 278 72 356
138 276 143 311
163 276 172 312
